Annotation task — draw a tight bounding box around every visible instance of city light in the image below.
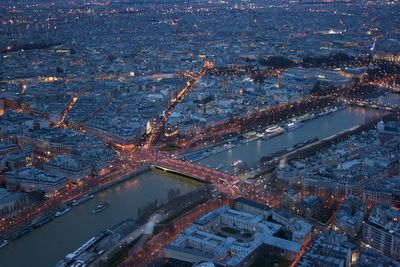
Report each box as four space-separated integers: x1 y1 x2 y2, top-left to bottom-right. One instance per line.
0 1 399 267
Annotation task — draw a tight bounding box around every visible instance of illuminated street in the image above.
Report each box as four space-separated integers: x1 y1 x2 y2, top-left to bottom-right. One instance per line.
0 1 400 267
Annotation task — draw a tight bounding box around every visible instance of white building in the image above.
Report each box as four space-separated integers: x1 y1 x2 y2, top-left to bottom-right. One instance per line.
164 205 304 267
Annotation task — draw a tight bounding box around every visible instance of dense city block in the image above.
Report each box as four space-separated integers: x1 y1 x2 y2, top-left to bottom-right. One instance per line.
0 0 400 267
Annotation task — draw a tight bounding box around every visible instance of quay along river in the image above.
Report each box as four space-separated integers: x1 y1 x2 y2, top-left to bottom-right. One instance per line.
0 171 202 267
198 105 386 173
1 94 398 267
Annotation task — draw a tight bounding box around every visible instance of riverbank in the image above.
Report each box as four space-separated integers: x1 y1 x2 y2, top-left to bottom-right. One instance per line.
92 188 212 267
176 105 346 164
0 170 202 267
256 111 394 178
61 187 211 267
197 105 385 174
0 165 151 242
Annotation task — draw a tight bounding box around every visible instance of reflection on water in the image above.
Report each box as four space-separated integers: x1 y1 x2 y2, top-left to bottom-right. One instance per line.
199 106 384 173
0 96 396 267
122 178 140 190
0 170 201 267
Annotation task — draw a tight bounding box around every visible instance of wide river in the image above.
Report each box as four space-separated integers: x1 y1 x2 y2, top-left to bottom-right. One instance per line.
0 171 202 267
198 105 387 173
1 94 398 267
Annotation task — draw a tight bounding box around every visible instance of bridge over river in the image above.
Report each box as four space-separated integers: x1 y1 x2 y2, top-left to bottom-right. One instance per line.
152 158 240 196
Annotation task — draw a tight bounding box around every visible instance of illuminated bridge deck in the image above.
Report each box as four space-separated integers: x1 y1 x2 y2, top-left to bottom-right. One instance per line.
152 158 237 184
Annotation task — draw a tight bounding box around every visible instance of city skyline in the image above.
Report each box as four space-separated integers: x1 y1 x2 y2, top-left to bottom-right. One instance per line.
0 0 400 267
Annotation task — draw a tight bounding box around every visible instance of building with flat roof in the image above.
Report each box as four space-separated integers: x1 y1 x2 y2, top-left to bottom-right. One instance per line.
44 155 92 182
164 204 305 267
335 195 365 238
164 225 261 267
18 128 105 154
299 195 323 218
0 188 29 216
362 205 400 260
0 146 34 172
233 197 271 220
272 209 312 245
5 166 67 196
356 248 400 267
44 147 115 181
298 231 358 267
283 189 302 206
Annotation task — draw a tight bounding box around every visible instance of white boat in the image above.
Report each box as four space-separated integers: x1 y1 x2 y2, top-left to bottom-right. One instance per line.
240 132 260 144
0 240 8 249
298 112 315 122
93 202 110 213
71 194 94 207
231 160 243 167
285 122 303 131
263 126 285 139
318 109 331 116
55 206 71 217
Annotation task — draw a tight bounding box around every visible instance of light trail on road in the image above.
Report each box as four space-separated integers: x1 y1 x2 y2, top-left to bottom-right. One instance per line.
54 96 79 127
144 60 214 149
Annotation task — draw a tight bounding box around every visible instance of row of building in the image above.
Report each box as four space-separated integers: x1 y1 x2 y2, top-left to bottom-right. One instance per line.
163 198 312 267
277 121 400 200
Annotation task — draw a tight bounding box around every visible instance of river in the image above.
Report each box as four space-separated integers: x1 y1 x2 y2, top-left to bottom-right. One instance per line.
198 106 385 173
0 170 201 267
1 95 397 267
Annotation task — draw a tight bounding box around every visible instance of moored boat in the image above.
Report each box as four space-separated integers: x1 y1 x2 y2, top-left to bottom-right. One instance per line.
0 240 8 249
32 216 53 229
55 206 71 217
285 121 303 131
211 143 235 154
11 228 31 240
262 126 285 139
71 194 94 207
230 160 243 167
93 202 110 214
240 132 260 144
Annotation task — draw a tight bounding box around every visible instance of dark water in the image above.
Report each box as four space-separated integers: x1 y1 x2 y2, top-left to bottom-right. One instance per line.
1 95 396 267
0 170 201 267
199 106 384 173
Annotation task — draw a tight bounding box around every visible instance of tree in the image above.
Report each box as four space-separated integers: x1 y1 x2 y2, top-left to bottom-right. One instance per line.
258 56 295 68
311 81 322 95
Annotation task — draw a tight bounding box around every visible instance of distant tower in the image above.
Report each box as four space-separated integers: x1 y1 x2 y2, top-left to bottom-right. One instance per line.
377 120 385 133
